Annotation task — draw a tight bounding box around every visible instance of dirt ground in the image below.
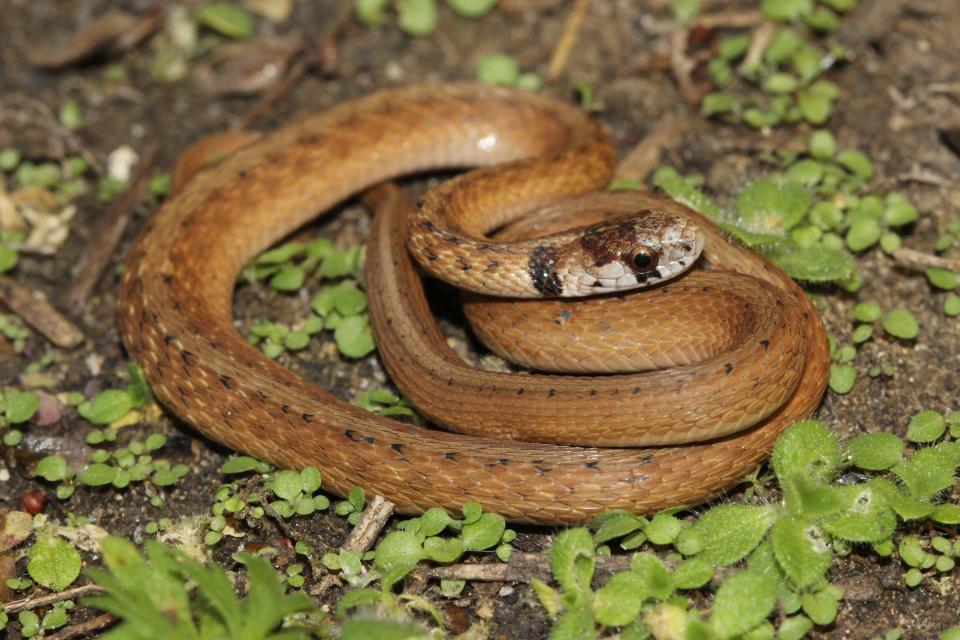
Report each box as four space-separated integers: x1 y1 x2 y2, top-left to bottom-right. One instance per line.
0 0 959 638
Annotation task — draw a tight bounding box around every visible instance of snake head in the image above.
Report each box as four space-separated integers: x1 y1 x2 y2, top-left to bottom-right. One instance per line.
568 211 705 296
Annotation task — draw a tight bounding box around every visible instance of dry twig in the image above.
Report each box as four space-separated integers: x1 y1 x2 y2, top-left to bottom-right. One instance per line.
668 30 701 105
342 495 396 554
614 114 688 184
66 141 160 310
3 584 105 614
891 248 960 272
547 0 594 80
0 275 85 347
45 613 116 640
413 551 633 584
739 21 776 74
693 10 764 29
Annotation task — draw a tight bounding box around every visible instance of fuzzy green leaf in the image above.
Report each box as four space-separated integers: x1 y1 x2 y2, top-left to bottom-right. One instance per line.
710 570 777 639
882 308 918 339
28 536 81 591
461 512 505 551
772 420 840 483
846 432 903 470
770 516 831 588
771 245 853 282
594 571 647 627
907 411 946 443
550 528 595 603
686 505 777 566
820 484 896 542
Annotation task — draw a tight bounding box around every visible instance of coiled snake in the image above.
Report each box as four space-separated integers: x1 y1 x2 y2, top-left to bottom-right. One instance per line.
118 84 829 524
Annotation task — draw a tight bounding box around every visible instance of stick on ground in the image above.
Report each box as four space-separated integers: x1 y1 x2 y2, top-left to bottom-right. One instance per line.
0 275 85 347
66 141 160 310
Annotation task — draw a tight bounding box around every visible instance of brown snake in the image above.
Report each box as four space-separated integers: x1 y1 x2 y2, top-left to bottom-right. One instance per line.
118 84 829 525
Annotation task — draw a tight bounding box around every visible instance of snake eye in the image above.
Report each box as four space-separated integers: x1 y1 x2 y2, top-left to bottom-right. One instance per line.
628 248 658 272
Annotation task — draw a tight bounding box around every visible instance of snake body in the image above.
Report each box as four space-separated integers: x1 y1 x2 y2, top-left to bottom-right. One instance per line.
118 84 829 524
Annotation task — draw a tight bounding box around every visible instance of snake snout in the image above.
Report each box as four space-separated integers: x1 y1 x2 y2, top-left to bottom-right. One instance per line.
570 214 704 296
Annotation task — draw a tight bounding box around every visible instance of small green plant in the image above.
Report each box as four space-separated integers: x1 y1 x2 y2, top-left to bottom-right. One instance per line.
335 486 367 526
476 52 542 90
77 363 153 425
522 417 960 638
356 0 497 37
354 389 417 419
0 387 39 446
245 238 374 359
84 536 328 639
35 432 188 501
701 0 858 129
0 314 30 352
650 126 924 294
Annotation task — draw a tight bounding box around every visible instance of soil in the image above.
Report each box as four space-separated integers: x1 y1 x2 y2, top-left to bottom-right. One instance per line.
0 0 958 638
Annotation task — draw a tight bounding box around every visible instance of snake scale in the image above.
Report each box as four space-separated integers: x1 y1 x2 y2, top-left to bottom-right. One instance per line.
118 84 829 524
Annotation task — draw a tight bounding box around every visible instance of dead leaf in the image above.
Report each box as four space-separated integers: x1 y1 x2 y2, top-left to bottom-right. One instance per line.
0 510 33 552
9 187 77 255
0 553 14 603
193 37 300 96
29 8 163 69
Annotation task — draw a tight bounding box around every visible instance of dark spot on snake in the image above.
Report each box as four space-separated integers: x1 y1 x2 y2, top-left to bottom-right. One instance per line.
589 389 598 396
301 412 314 423
634 269 658 284
457 256 472 271
485 259 500 272
444 452 457 461
702 286 711 292
499 458 509 465
425 247 439 261
172 301 181 311
633 387 642 394
517 388 524 395
390 443 405 455
362 435 376 444
585 461 599 470
238 169 247 178
760 339 770 351
179 218 194 229
280 403 290 414
343 430 362 442
179 349 197 366
725 363 734 375
529 245 563 296
218 374 234 389
548 388 556 397
163 334 174 345
447 378 454 386
162 274 173 285
535 466 553 476
256 390 268 403
296 133 327 146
